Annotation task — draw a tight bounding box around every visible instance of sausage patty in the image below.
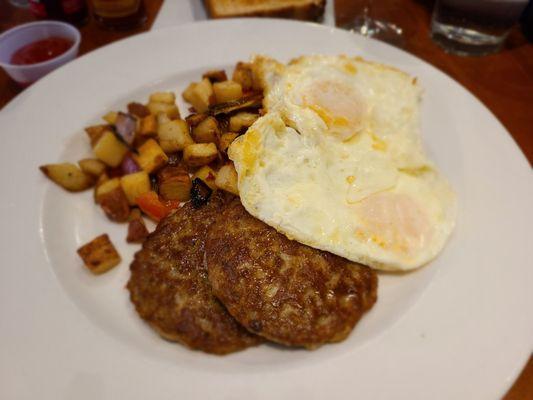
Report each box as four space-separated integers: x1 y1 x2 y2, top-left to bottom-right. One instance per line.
206 199 378 348
127 193 261 354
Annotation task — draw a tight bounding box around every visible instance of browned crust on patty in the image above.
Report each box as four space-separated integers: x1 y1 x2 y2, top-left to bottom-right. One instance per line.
206 199 378 348
127 192 261 355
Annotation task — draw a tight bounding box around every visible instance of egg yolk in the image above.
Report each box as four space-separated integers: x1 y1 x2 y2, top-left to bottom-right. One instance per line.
303 81 365 141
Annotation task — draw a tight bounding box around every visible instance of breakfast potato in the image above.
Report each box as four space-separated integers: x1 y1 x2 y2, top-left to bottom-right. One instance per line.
185 113 208 128
185 78 214 113
182 82 197 104
192 116 220 144
98 186 130 222
127 102 150 118
183 143 218 167
102 111 118 125
139 114 157 137
158 166 192 201
120 171 151 205
147 101 180 120
93 130 129 167
218 132 239 153
136 139 168 173
78 158 106 177
215 163 239 195
213 80 243 103
77 234 121 275
202 69 228 83
93 172 109 203
157 112 171 126
229 112 258 132
85 124 109 146
95 177 121 202
158 119 194 153
149 92 176 104
126 218 149 243
232 62 254 91
40 163 95 192
192 165 217 190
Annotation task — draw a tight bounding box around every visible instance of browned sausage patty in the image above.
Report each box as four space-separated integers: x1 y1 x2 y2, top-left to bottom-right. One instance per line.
127 193 261 355
206 199 378 348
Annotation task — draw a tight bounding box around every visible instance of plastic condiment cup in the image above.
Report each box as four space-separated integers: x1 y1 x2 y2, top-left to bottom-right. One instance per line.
0 20 81 86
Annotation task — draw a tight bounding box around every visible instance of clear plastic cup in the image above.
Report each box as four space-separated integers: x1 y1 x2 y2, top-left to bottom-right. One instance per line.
0 20 81 86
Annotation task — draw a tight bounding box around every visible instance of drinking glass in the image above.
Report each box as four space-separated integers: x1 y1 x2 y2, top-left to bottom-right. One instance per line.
431 0 529 56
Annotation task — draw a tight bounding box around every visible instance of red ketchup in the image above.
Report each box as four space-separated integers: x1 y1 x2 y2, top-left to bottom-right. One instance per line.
10 37 73 65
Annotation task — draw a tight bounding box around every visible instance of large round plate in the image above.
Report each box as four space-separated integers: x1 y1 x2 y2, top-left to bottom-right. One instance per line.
0 19 531 400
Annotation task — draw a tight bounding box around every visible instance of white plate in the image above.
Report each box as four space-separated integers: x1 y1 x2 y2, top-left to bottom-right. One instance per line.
0 19 531 400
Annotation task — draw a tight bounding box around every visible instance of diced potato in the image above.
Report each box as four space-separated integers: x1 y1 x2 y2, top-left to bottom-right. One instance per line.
95 177 121 202
78 158 106 177
232 62 254 91
157 112 171 126
183 143 218 167
158 166 192 201
126 218 149 243
185 113 208 128
98 186 130 222
213 80 243 103
93 130 128 167
215 163 239 195
139 114 157 137
192 116 220 144
85 124 109 146
77 234 121 275
187 78 214 113
202 69 228 83
128 207 142 221
149 91 176 104
40 163 95 192
136 139 168 173
218 132 239 153
120 171 151 205
127 102 150 118
182 82 197 104
157 119 194 153
147 101 180 119
192 165 217 190
103 111 118 125
229 112 258 132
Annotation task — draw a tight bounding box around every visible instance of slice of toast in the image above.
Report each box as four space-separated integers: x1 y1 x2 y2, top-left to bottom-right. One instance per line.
205 0 326 21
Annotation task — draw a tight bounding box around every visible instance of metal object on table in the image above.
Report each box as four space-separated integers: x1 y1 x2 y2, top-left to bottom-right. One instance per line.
431 0 529 56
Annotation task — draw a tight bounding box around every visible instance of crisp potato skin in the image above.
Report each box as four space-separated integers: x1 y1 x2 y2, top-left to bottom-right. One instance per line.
127 192 261 354
206 199 378 348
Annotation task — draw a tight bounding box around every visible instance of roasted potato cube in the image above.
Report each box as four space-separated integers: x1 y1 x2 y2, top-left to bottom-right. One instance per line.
232 62 254 91
98 186 130 222
229 112 258 132
215 163 239 195
95 177 121 202
157 119 194 153
40 163 95 192
158 166 192 201
147 101 180 119
78 158 106 177
218 132 239 153
192 165 217 190
127 102 150 118
126 218 149 243
187 78 214 113
102 111 118 125
183 143 218 167
139 114 157 138
136 139 168 173
120 171 151 205
157 112 171 126
192 116 220 144
93 130 128 167
182 82 197 104
85 124 109 146
185 113 208 128
213 80 243 103
149 92 176 104
77 234 121 275
202 69 228 83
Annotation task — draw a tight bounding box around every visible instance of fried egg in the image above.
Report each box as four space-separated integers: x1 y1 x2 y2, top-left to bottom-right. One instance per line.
229 55 456 271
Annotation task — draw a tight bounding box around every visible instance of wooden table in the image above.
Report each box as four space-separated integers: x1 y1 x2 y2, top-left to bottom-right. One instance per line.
0 0 531 398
